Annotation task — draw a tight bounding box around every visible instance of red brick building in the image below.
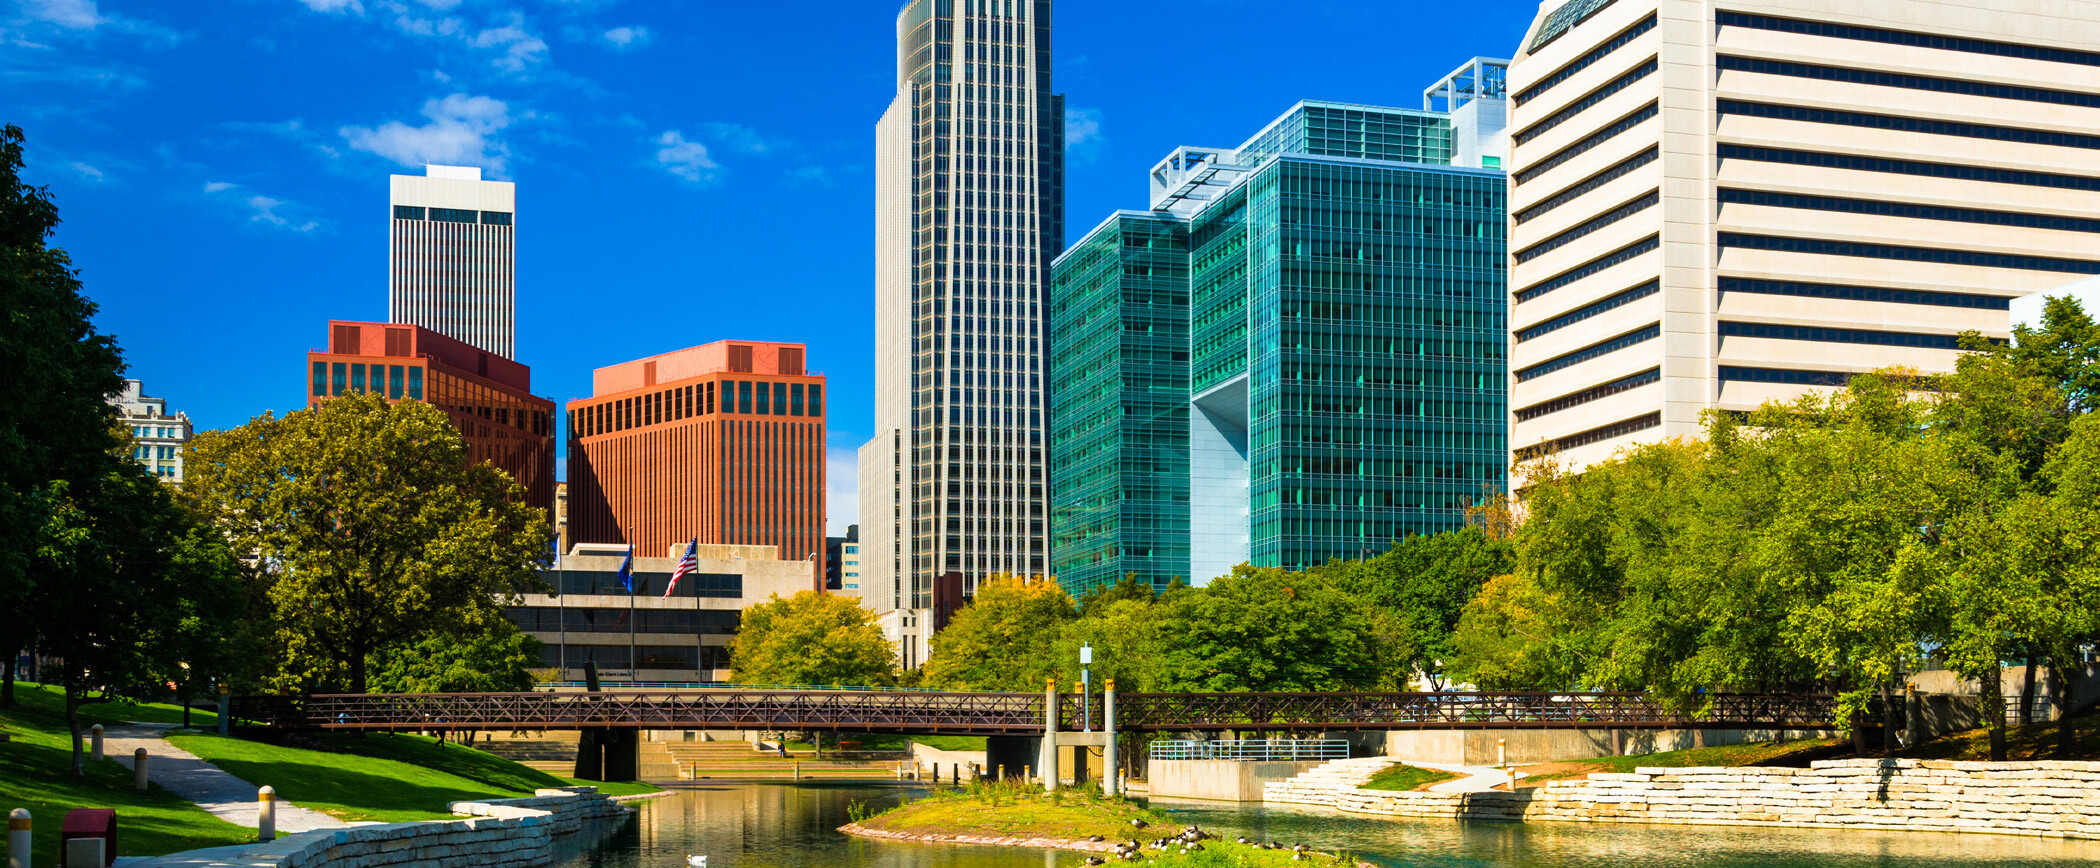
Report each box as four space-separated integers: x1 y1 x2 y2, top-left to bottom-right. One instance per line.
566 341 827 590
306 320 556 516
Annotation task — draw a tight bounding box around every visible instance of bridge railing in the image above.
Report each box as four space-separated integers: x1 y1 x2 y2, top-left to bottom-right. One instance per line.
1077 691 1838 732
1148 739 1350 762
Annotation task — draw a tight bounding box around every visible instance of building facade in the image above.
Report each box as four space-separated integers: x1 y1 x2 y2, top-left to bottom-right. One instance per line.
509 543 817 683
566 341 827 590
861 0 1066 633
1049 68 1512 594
1504 0 2100 472
825 524 861 592
114 379 192 482
390 164 518 359
307 321 555 514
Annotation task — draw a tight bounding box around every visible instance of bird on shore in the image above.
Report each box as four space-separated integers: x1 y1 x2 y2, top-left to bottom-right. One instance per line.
1130 819 1148 829
1236 835 1250 844
1082 857 1105 866
686 857 707 868
1088 835 1104 842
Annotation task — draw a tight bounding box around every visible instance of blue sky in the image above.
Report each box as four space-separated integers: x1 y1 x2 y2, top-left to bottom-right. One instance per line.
6 0 1536 533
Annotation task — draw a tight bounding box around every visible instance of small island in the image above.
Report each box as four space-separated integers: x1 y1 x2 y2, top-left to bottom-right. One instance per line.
841 782 1359 866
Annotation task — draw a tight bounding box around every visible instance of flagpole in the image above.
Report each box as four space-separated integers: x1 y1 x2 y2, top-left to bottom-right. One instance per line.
628 542 637 687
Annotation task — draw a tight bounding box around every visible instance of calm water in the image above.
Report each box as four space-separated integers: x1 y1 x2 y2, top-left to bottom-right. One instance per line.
548 785 2096 868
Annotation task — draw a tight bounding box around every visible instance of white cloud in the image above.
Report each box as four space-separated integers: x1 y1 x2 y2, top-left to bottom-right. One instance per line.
341 93 514 176
827 446 858 535
1065 107 1105 164
22 0 101 29
703 122 770 155
652 130 718 184
202 180 236 192
601 25 647 49
296 0 363 12
202 183 319 233
472 12 548 73
68 161 104 181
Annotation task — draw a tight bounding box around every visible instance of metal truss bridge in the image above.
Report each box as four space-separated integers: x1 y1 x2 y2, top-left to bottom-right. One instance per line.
230 690 1838 736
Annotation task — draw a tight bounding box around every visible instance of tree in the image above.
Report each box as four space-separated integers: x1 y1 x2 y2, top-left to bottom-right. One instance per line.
727 591 895 687
368 614 543 693
1052 595 1171 692
0 124 128 707
184 392 551 694
1151 565 1377 692
920 575 1075 691
1317 527 1511 689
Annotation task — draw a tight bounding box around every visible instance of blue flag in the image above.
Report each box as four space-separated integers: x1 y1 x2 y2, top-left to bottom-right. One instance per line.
616 546 634 594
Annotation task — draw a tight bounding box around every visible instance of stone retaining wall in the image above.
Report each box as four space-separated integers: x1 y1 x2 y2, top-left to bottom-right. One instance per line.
128 787 636 868
1265 759 2100 840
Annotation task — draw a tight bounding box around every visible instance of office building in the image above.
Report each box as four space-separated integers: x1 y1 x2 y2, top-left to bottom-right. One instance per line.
509 543 820 683
307 320 556 514
1049 62 1512 594
114 379 192 482
826 524 861 592
565 341 827 590
390 164 517 359
1504 0 2100 472
2015 275 2100 333
860 0 1066 638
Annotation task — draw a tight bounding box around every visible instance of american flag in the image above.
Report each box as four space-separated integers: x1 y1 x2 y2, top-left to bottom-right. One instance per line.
665 537 698 599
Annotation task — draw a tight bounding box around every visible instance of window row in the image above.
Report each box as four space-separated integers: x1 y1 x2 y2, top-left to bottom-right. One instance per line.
1515 323 1658 382
1515 235 1658 303
1718 144 2100 193
1717 277 2010 310
394 205 514 225
1716 100 2100 152
509 605 740 634
1719 188 2100 235
1513 57 1657 146
314 360 423 401
1718 55 2100 110
1717 366 1854 386
1515 147 1656 225
1516 13 1656 106
1514 189 1657 263
1718 233 2100 276
1515 279 1658 342
575 379 825 438
1514 102 1656 187
1718 320 1986 350
1515 367 1660 422
542 569 744 599
1718 10 2100 70
1515 411 1660 460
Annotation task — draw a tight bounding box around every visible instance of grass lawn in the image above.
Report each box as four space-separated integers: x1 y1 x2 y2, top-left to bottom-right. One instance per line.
1892 711 2100 761
1356 763 1461 792
910 735 988 752
1518 737 1848 787
167 731 658 823
0 684 250 867
858 784 1352 866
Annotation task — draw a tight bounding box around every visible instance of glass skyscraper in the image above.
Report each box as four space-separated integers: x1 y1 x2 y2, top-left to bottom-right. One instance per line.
862 0 1065 641
1049 61 1511 595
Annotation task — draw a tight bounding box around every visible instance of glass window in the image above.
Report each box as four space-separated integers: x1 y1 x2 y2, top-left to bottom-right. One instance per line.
311 361 326 397
431 207 478 223
739 381 752 415
808 384 823 417
755 381 771 415
389 365 405 399
706 381 715 414
772 382 788 416
481 210 514 226
350 364 365 393
791 383 805 416
392 205 425 220
408 366 424 400
331 362 346 396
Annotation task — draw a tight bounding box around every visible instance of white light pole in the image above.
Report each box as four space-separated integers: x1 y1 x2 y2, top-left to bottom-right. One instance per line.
1080 643 1093 733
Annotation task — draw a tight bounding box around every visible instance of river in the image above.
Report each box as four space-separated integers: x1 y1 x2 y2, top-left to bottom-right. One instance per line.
549 784 2095 868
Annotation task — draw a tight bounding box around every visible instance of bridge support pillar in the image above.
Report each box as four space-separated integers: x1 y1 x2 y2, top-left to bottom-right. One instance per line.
1038 680 1060 791
1104 681 1118 797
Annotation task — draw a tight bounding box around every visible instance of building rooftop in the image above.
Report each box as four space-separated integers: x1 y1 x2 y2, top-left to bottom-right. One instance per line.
589 340 817 398
319 320 533 392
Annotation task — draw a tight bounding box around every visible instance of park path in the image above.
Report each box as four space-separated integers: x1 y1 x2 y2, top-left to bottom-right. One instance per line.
1412 760 1531 793
101 724 351 833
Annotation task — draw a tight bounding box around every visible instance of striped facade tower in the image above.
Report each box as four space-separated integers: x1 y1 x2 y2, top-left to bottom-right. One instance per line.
389 164 517 359
566 341 828 591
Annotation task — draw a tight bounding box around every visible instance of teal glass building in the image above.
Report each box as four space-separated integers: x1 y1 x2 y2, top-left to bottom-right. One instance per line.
1049 60 1511 595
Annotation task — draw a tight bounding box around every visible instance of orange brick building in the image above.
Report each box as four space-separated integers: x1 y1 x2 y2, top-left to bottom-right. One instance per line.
306 320 557 516
566 341 827 590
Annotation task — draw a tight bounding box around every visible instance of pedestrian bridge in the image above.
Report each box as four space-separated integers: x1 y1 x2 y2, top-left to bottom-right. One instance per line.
230 689 1838 736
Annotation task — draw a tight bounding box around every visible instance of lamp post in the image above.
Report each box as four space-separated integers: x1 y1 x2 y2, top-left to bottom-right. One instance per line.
1080 643 1093 733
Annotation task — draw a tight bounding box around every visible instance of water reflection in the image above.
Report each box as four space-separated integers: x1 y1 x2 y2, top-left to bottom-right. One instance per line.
549 785 2094 868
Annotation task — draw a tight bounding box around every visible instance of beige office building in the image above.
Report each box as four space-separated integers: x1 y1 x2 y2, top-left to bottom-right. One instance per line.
1505 0 2100 471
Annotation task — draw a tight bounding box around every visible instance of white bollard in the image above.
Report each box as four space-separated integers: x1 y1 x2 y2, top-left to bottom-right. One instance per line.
90 725 104 762
8 809 29 868
257 786 277 842
134 748 150 792
1496 738 1506 768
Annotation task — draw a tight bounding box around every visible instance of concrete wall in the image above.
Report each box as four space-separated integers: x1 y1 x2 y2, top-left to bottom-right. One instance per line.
126 788 634 868
1268 759 2100 840
1150 760 1319 802
1380 728 1838 764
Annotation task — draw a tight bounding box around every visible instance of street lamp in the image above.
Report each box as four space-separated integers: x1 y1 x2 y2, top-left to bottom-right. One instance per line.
1080 643 1093 733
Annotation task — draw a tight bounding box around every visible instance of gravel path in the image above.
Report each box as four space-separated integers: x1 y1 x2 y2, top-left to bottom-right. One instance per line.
100 724 351 833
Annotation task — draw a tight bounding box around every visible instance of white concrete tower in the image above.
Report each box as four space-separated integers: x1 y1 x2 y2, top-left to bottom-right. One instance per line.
388 164 518 359
862 0 1065 635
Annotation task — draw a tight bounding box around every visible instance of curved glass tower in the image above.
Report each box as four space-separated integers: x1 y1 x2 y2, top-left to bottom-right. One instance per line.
861 0 1065 631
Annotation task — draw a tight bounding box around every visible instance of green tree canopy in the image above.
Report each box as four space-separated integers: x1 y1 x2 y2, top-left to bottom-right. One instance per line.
1150 565 1377 692
367 613 544 693
920 575 1075 691
184 391 551 694
1314 527 1511 689
728 591 895 687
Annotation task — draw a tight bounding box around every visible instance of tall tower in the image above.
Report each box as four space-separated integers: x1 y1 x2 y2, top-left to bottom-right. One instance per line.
862 0 1065 629
388 164 517 359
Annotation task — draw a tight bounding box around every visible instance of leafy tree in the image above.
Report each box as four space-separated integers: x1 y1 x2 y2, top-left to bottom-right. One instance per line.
1076 574 1162 619
184 392 551 694
368 613 544 693
0 124 127 707
920 575 1075 691
1151 565 1377 692
728 591 895 687
1316 527 1511 689
1052 595 1171 692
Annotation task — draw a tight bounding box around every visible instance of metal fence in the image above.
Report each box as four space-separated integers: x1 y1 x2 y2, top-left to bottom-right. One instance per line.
1148 739 1350 762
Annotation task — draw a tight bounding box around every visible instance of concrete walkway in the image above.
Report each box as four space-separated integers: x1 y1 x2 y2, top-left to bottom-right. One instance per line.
101 725 350 833
1412 761 1531 793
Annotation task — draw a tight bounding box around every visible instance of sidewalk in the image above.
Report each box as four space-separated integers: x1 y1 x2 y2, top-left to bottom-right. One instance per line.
1411 761 1531 793
100 725 351 833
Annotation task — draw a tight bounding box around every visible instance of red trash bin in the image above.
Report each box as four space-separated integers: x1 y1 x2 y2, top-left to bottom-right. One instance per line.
60 808 117 867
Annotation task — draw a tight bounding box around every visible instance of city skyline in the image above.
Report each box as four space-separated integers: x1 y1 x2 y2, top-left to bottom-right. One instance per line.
7 0 1537 536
